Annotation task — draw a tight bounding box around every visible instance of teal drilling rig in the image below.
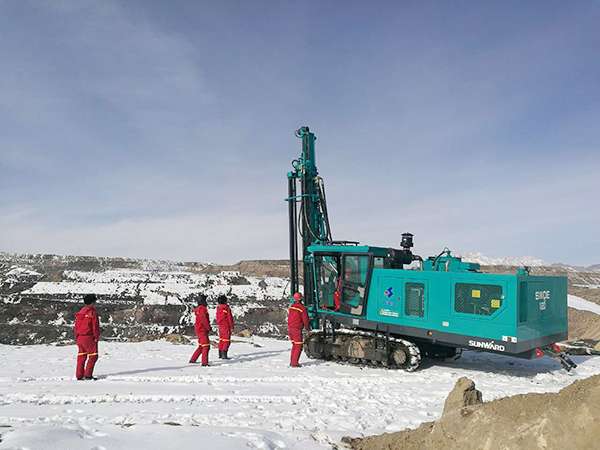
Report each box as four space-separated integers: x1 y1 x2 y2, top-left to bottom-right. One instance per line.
286 126 576 372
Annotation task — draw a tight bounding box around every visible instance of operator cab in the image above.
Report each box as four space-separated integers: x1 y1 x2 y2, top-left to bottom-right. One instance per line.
310 239 420 318
314 252 373 316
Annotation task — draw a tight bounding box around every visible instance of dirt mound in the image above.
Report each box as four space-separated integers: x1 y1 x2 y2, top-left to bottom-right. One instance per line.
236 329 253 338
347 374 600 450
569 308 600 340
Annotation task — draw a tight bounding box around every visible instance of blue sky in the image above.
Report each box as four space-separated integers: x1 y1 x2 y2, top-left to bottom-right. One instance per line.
1 1 599 265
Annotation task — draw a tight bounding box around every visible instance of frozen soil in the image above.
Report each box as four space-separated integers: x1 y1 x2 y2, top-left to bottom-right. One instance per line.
0 338 599 449
348 374 600 450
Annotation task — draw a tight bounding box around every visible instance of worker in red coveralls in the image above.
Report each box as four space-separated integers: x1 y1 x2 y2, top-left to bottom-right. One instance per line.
189 294 211 366
333 268 352 310
216 295 234 360
74 294 101 380
288 292 310 367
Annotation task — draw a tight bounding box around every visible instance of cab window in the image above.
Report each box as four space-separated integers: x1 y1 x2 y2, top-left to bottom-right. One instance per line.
343 255 369 286
340 254 371 315
314 255 341 310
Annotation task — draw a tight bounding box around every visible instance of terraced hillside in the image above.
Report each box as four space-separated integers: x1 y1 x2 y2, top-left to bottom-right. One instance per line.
0 253 290 345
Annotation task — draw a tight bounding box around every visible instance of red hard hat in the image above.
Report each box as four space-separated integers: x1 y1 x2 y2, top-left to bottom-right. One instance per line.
293 292 303 302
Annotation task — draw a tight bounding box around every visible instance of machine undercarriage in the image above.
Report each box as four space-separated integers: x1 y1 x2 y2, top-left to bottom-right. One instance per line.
304 323 462 372
305 328 421 372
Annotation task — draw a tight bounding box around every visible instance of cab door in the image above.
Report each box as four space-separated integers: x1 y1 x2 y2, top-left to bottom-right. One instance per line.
339 253 373 316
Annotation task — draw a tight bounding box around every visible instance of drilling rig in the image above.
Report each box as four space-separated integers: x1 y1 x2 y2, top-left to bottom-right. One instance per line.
286 126 576 372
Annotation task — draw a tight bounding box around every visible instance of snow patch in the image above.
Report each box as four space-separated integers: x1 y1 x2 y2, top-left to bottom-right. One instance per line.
568 295 600 315
6 266 42 277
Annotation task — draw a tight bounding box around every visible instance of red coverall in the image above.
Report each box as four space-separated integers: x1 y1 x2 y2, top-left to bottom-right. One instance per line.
333 277 342 310
216 304 234 352
190 305 211 365
288 301 310 366
74 306 100 379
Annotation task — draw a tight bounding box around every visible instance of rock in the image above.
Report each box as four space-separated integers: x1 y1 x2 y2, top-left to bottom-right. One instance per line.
594 341 600 353
164 334 190 344
230 276 251 285
442 377 483 414
237 329 252 338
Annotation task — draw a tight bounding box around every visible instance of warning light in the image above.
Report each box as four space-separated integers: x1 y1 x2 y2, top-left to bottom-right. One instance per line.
535 349 544 358
552 344 561 352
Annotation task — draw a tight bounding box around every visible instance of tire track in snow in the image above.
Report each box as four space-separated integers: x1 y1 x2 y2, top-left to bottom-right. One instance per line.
0 372 454 385
0 393 300 407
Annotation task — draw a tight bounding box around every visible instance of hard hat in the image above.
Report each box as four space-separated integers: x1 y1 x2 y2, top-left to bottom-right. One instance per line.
293 292 303 302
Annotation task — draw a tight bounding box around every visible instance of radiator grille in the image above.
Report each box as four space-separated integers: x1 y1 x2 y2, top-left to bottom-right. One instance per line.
455 283 503 316
405 282 425 317
519 282 528 323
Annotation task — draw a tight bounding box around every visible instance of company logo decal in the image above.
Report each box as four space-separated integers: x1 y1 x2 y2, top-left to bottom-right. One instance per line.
384 287 394 298
468 340 506 352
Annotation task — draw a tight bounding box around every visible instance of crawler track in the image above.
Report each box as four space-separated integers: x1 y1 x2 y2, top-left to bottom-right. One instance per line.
305 328 422 372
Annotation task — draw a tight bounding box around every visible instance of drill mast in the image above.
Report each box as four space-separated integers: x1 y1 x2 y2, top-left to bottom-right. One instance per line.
286 126 332 309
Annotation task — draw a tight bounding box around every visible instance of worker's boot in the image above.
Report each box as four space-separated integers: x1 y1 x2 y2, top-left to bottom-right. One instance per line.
223 351 230 360
218 350 223 359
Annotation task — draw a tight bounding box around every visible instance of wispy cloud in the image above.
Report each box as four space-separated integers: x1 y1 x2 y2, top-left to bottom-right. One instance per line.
0 1 598 265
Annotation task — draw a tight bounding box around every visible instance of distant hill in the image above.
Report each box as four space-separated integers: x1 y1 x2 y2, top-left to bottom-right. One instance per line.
458 252 548 267
457 251 600 273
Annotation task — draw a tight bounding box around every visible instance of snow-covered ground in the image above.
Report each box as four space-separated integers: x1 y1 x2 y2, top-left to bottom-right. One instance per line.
568 294 600 315
1 338 599 450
